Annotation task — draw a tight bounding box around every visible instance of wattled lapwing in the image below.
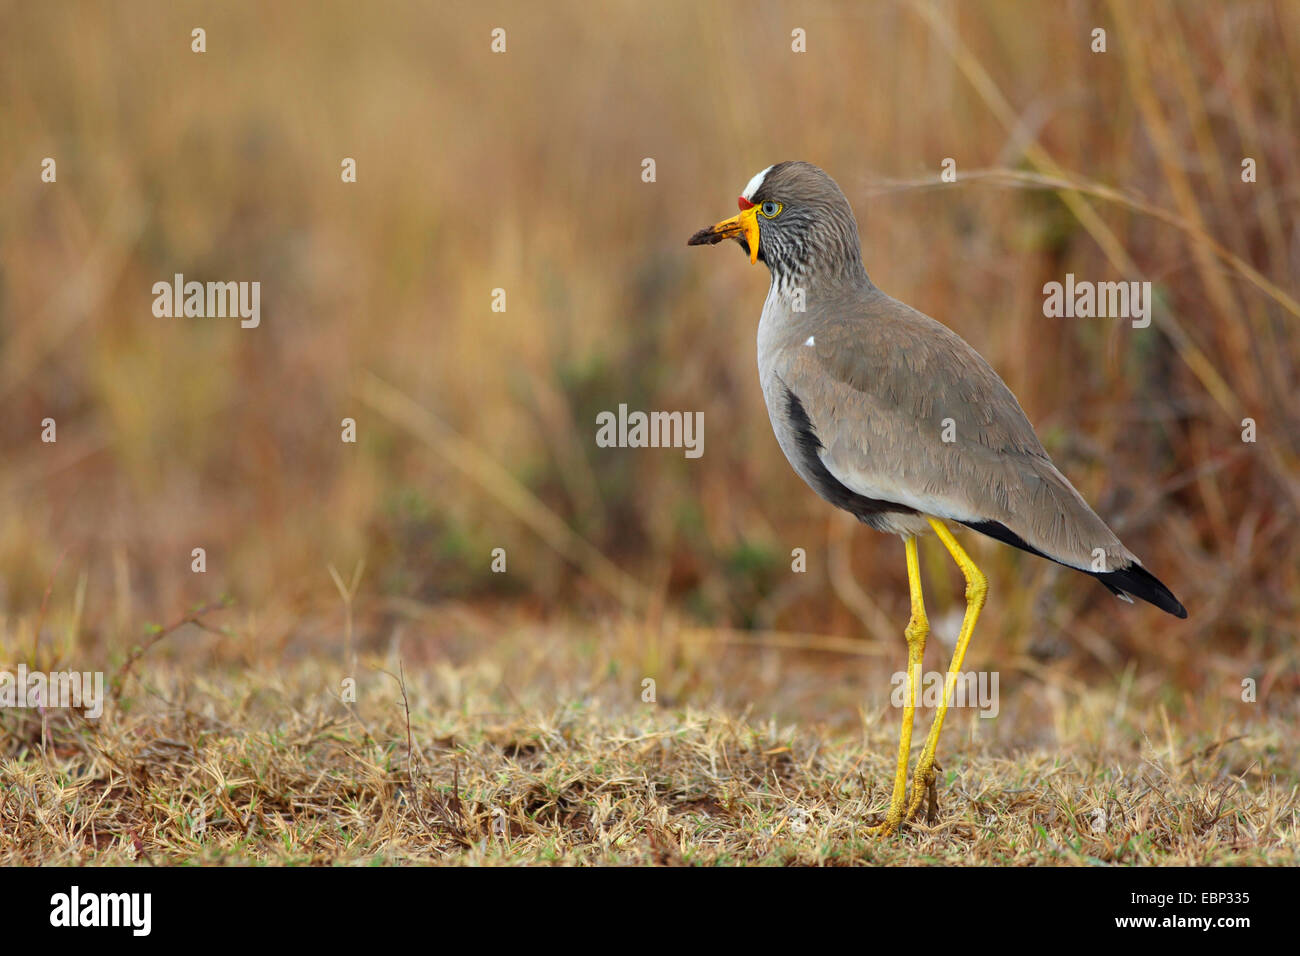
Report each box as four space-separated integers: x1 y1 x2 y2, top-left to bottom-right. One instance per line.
688 161 1186 835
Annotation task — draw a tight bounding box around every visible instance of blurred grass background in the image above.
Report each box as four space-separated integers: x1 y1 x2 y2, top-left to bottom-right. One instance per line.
1 0 1297 716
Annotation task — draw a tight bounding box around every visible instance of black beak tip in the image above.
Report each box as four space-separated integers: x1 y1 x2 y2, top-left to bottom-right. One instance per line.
687 227 721 247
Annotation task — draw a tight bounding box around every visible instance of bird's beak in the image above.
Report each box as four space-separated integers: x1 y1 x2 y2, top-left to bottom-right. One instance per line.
687 204 761 265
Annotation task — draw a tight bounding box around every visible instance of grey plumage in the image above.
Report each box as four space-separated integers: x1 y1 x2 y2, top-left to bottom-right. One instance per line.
690 161 1186 617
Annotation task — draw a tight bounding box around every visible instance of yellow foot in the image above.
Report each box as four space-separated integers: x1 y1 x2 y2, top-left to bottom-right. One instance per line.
904 759 941 823
864 810 902 837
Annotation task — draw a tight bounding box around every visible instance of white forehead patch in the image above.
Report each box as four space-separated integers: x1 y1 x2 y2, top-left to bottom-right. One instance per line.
741 165 775 202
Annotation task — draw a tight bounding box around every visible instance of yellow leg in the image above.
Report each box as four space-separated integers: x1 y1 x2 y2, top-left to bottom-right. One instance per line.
904 518 987 823
866 535 927 836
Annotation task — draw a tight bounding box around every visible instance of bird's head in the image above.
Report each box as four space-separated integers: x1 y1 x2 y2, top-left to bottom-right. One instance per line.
687 161 867 285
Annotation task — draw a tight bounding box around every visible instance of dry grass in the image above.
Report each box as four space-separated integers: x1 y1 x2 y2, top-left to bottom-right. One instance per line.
1 1 1298 865
3 607 1296 865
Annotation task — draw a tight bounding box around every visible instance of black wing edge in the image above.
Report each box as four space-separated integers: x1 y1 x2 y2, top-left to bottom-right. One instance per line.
782 385 917 525
960 519 1188 619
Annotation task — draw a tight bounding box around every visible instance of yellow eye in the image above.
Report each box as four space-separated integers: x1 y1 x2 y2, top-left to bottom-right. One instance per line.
758 201 782 218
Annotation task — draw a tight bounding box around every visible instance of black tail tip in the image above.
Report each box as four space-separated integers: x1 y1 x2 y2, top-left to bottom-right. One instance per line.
1095 562 1188 618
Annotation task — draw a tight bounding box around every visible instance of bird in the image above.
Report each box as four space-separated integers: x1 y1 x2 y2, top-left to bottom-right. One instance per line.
687 161 1187 835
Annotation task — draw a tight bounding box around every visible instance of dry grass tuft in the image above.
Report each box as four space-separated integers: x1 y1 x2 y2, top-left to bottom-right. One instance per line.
3 613 1296 865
